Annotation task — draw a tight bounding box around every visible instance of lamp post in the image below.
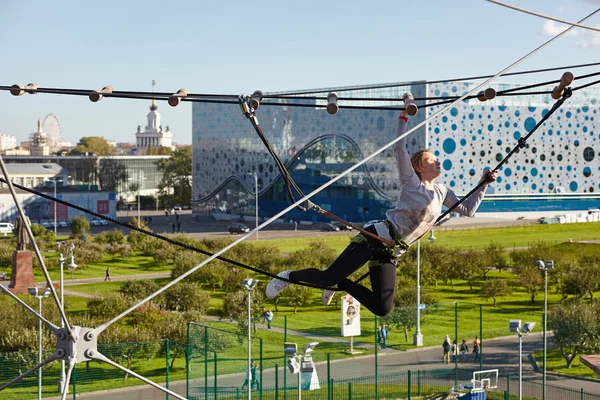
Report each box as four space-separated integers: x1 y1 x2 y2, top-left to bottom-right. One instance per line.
413 230 435 346
128 176 147 228
509 320 535 400
28 286 51 400
536 259 554 400
243 278 259 399
48 177 65 236
247 173 258 240
57 247 77 393
284 341 319 400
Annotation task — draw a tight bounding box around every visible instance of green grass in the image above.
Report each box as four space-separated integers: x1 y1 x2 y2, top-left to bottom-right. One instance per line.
254 222 600 253
31 253 172 282
533 348 600 380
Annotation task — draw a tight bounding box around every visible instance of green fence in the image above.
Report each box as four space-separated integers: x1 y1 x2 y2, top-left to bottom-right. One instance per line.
0 301 598 400
186 368 600 400
0 339 187 400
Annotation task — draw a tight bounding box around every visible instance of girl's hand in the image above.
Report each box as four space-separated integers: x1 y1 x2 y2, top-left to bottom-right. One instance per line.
480 169 499 184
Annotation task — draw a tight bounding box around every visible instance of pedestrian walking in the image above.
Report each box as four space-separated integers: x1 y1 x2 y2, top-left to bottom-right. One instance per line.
164 208 169 219
377 326 383 350
451 340 459 363
442 335 451 364
265 309 273 329
460 339 469 362
380 324 388 349
473 336 481 361
104 267 111 282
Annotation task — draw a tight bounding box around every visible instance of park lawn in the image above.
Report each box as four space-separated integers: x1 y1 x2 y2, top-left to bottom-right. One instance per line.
533 348 600 380
254 222 600 253
31 253 173 282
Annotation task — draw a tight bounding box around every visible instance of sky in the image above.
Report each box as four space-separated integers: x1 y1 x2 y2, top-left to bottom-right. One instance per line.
1 0 599 146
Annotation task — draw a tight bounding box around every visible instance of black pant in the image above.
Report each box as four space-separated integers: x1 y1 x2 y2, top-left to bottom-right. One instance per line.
289 226 397 316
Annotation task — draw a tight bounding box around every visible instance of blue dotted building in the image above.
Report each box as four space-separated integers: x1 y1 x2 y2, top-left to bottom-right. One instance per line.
192 81 600 222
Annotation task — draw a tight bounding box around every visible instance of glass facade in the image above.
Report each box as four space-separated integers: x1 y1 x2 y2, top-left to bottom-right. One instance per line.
3 155 169 199
192 81 600 222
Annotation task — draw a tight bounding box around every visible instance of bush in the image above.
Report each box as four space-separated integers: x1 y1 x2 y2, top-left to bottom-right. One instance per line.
121 280 161 304
70 216 90 240
87 292 132 319
93 229 125 245
165 282 210 313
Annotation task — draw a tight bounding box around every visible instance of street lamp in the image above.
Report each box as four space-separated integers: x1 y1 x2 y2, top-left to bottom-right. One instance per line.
285 341 319 399
48 176 68 236
536 259 554 400
28 285 51 400
247 173 258 240
128 176 147 228
413 230 435 347
509 320 536 400
243 278 259 399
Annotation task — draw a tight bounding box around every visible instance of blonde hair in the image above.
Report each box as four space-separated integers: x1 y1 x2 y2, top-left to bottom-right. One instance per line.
410 149 434 179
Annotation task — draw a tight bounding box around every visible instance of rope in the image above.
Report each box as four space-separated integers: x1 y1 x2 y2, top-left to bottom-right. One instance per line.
487 0 600 33
265 61 600 96
2 69 600 110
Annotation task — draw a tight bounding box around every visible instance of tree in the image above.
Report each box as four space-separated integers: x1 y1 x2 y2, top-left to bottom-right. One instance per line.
121 280 161 305
98 158 129 191
220 289 265 335
517 267 544 304
384 278 438 341
457 249 485 290
165 282 211 313
147 145 173 155
483 242 509 275
560 264 600 300
70 216 90 240
283 284 313 314
548 301 600 368
480 279 512 307
71 136 115 156
156 146 192 206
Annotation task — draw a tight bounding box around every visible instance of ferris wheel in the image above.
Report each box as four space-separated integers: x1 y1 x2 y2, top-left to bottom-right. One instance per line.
42 113 62 151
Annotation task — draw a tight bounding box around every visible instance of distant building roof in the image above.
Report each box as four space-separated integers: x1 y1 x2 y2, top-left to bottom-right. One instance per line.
5 163 68 176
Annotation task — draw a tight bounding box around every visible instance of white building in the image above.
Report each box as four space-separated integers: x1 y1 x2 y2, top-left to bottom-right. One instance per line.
0 134 17 151
0 163 69 189
30 119 51 156
134 81 173 154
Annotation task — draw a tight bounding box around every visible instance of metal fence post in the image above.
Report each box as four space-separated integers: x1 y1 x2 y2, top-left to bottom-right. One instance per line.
348 382 352 400
374 315 378 400
581 388 585 400
214 352 217 399
327 353 331 400
417 370 421 396
480 304 483 371
408 370 412 400
275 364 279 400
72 365 76 400
507 373 510 398
204 327 208 400
260 338 263 400
186 323 191 399
284 314 287 400
331 378 334 400
165 339 170 400
454 302 458 385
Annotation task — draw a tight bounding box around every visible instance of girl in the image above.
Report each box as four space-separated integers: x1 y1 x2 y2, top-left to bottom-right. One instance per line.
266 103 498 316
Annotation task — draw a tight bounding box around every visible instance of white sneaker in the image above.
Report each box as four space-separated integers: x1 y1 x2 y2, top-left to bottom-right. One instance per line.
266 270 291 299
322 285 338 305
